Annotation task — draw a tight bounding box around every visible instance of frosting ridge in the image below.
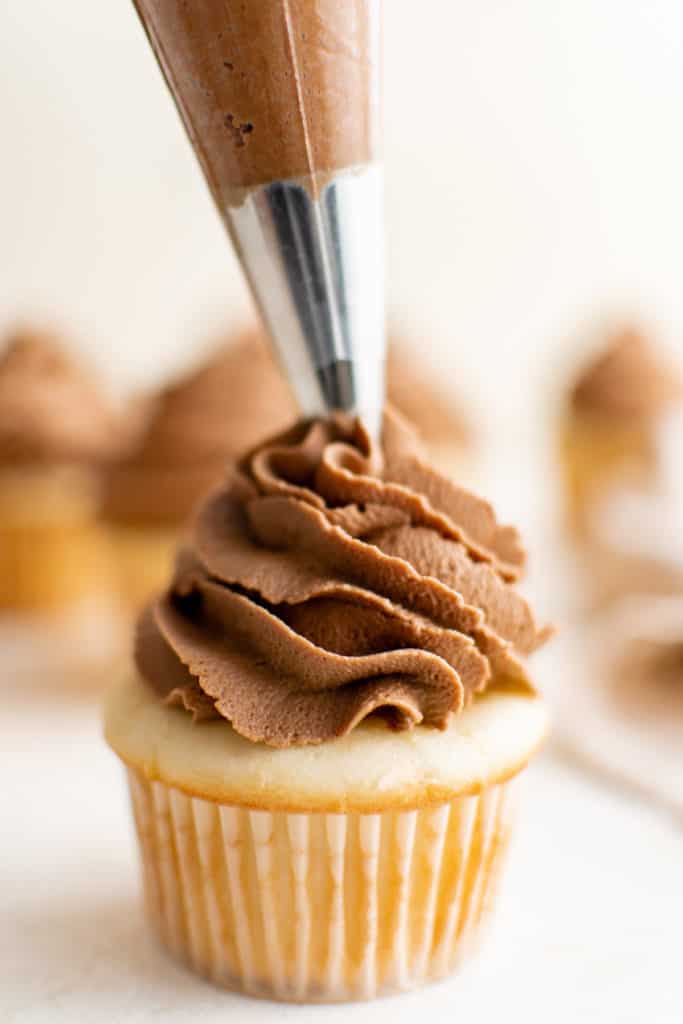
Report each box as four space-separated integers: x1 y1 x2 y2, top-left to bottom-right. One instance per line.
136 411 550 747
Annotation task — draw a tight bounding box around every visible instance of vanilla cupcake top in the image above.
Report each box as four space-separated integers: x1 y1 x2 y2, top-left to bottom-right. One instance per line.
136 411 550 748
570 327 682 422
0 330 125 467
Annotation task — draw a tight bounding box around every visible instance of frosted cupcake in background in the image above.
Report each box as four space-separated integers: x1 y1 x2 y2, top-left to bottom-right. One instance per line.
550 335 683 801
101 329 295 609
559 326 682 541
105 410 550 1003
0 329 125 614
104 327 473 609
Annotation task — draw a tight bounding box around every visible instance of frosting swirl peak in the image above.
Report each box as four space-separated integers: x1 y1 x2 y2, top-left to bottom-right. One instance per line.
136 412 550 747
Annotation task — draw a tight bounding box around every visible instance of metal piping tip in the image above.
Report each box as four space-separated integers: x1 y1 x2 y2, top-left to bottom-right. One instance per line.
317 360 356 411
225 165 385 437
130 0 385 436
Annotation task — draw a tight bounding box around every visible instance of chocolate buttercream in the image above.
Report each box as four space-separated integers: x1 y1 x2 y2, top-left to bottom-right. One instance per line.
606 599 683 721
136 411 550 747
571 328 682 422
0 330 125 466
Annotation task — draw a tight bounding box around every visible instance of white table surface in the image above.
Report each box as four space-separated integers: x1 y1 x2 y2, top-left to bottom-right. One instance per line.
3 675 682 1024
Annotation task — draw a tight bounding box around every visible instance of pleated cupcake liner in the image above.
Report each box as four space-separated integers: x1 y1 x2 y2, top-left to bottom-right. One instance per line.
126 768 517 1003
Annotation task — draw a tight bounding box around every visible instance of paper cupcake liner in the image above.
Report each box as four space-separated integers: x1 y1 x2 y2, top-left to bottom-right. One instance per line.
0 465 108 612
0 521 110 611
126 769 517 1002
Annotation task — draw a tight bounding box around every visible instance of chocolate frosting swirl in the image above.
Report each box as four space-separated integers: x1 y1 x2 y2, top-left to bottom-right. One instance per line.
136 411 550 747
0 330 125 466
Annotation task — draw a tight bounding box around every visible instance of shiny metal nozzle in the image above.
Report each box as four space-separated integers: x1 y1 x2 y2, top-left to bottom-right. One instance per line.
225 166 385 437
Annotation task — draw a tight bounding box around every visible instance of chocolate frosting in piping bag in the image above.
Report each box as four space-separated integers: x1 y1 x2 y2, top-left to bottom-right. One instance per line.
131 0 377 203
136 411 551 747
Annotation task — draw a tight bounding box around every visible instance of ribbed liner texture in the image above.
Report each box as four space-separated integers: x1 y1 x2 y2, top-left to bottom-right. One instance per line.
127 769 516 1002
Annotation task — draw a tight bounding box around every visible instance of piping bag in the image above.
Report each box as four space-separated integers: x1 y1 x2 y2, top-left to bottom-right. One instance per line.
132 0 385 436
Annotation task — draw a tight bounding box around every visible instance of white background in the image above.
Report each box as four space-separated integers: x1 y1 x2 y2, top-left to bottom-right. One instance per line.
2 3 683 1021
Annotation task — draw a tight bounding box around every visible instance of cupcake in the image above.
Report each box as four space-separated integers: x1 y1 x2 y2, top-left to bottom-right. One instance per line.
559 326 682 540
105 410 551 1002
104 328 472 609
0 329 124 613
101 330 295 609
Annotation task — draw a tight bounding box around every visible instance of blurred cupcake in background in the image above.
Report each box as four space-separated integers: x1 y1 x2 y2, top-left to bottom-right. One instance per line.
559 326 682 541
0 328 126 615
101 329 295 610
104 326 473 609
552 328 683 796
